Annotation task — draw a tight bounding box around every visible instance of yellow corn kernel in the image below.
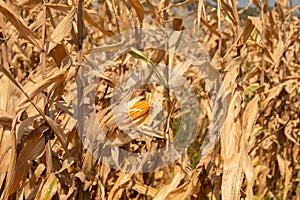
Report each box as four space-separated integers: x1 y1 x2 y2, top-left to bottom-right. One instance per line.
129 100 150 121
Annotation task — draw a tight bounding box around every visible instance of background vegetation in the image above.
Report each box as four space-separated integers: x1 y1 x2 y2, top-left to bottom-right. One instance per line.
0 0 299 199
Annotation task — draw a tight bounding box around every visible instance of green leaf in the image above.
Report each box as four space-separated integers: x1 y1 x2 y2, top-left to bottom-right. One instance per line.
129 47 168 89
244 85 264 95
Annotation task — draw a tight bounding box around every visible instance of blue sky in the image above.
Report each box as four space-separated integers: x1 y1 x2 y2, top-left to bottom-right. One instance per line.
208 0 299 7
238 0 275 7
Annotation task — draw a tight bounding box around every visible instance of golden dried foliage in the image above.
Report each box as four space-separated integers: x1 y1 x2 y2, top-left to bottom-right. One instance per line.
0 0 299 199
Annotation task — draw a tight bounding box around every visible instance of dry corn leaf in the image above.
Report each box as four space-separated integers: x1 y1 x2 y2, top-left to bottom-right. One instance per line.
200 16 221 38
248 16 263 33
46 3 72 12
241 96 260 199
1 62 69 154
107 172 132 200
154 165 185 200
261 80 296 110
19 70 67 107
128 0 145 22
132 181 157 197
44 116 68 153
242 95 259 137
24 164 46 199
48 44 69 67
9 133 45 195
277 154 292 200
0 68 18 200
83 9 114 36
0 1 41 48
221 92 243 200
284 121 300 146
0 108 13 127
47 8 75 54
0 128 16 200
160 0 197 12
35 173 58 200
15 0 42 8
220 0 239 25
197 0 205 29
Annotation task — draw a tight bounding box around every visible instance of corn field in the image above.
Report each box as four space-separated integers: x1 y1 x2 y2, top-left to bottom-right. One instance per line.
0 0 299 199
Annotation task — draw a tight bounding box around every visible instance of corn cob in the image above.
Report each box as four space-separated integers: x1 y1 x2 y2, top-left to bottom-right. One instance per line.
129 100 150 121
